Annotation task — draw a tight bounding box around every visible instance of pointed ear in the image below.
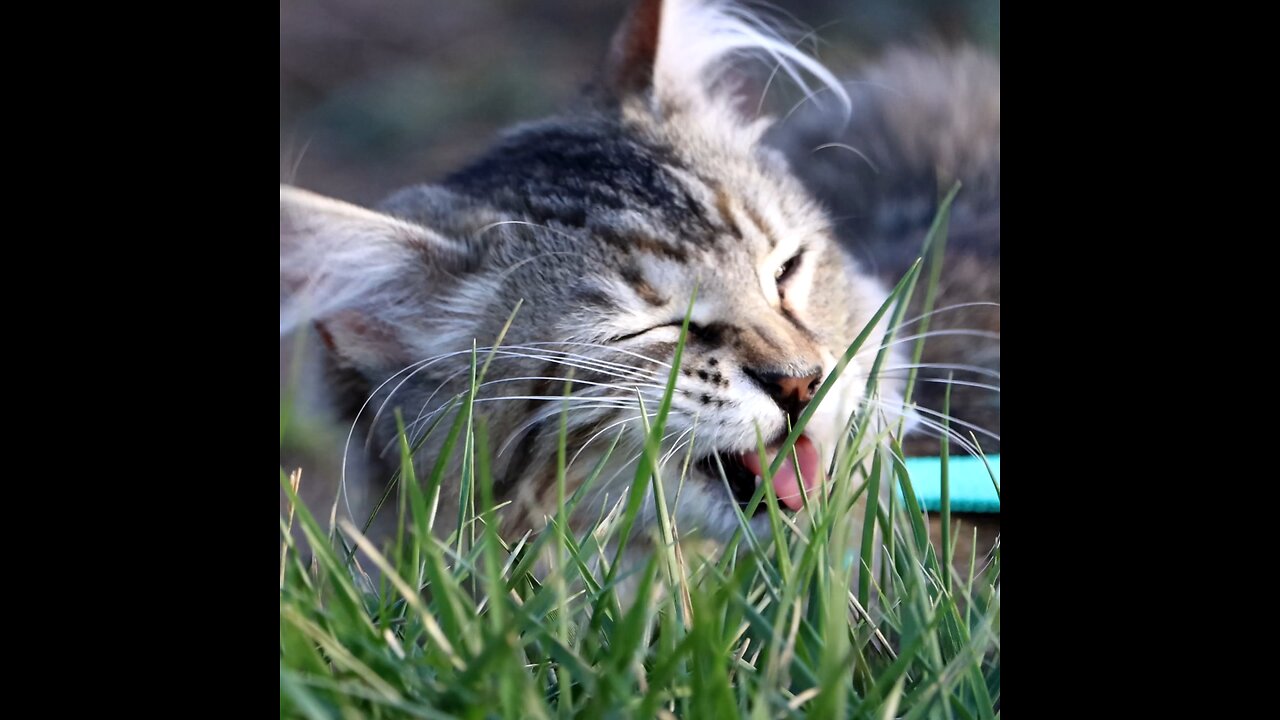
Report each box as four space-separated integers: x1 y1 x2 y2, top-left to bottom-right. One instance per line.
280 185 471 371
605 0 664 97
603 0 849 118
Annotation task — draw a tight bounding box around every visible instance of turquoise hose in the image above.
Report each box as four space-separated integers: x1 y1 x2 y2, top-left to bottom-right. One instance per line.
897 455 1000 513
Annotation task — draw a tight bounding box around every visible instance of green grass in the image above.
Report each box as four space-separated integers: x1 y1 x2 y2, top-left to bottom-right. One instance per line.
279 186 999 719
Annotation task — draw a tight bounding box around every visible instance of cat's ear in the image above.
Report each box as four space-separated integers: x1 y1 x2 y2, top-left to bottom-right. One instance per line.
605 0 664 97
604 0 848 118
280 185 471 371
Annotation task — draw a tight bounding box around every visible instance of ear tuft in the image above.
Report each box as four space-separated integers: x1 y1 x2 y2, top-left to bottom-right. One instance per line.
280 185 469 371
606 0 664 97
602 0 850 118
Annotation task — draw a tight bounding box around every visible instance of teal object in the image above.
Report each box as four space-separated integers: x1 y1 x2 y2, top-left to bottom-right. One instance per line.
898 455 1000 513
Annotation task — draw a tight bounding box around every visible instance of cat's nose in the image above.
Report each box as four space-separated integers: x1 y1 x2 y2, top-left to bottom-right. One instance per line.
744 367 823 419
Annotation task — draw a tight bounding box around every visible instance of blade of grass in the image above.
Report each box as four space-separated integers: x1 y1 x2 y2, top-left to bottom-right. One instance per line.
940 375 953 593
606 288 696 589
899 182 961 412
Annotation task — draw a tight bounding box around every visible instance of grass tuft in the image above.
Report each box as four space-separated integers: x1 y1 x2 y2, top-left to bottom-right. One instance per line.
279 193 999 718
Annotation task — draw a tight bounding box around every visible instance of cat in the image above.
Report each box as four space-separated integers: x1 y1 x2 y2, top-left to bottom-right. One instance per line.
280 0 998 574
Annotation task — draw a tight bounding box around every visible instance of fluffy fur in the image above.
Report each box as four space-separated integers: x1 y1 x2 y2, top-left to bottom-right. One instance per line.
280 0 945 564
768 45 1000 457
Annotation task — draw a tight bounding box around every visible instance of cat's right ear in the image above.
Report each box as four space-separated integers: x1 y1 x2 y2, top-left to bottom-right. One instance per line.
280 185 470 371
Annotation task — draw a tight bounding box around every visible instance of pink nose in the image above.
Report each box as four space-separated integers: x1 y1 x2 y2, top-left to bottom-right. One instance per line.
745 367 823 418
773 372 821 405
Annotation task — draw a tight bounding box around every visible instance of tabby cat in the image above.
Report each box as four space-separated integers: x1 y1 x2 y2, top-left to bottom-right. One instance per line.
280 0 998 571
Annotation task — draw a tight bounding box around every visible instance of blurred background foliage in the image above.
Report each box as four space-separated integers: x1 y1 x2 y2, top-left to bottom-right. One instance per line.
280 0 999 204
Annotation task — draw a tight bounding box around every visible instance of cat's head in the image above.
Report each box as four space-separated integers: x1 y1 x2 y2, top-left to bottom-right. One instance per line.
280 0 903 541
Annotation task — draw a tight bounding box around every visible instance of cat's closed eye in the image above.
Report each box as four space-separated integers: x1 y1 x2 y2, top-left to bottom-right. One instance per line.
609 322 684 344
610 320 717 345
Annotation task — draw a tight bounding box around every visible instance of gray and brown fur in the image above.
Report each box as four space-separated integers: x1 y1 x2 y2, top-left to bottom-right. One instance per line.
769 46 1000 457
280 1 997 567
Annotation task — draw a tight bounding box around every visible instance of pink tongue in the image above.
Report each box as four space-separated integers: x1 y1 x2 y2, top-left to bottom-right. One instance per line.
739 434 824 511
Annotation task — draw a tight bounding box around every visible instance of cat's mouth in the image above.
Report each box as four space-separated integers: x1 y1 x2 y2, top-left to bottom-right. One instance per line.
696 434 823 515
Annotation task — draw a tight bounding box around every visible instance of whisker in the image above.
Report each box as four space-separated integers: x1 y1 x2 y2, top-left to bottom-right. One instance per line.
399 347 640 447
661 426 697 467
884 302 1001 336
874 376 1001 394
777 77 907 131
565 414 653 470
880 420 988 471
396 349 662 444
478 220 583 246
860 397 992 458
489 349 660 383
362 340 651 451
402 372 664 445
496 400 638 460
597 447 649 491
752 22 836 118
873 408 985 460
470 375 669 396
863 395 999 443
387 393 635 458
506 347 658 375
903 404 1000 442
879 363 1001 380
811 142 879 174
539 340 674 369
850 329 1001 363
341 348 498 522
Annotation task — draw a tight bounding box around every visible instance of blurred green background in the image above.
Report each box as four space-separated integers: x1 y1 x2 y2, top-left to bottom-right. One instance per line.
280 0 999 205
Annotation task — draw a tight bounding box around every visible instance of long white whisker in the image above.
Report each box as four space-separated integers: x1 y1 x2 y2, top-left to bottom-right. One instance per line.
598 447 649 491
362 342 639 451
565 414 653 470
661 426 697 467
545 340 673 369
398 349 661 445
341 348 495 523
884 302 1001 336
752 21 837 117
488 349 660 382
505 347 656 374
879 363 1001 380
861 397 992 457
405 373 662 443
387 394 635 458
811 143 879 174
851 329 1001 363
470 375 668 396
497 400 638 460
863 395 999 443
874 376 1001 394
903 404 999 442
873 409 984 460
